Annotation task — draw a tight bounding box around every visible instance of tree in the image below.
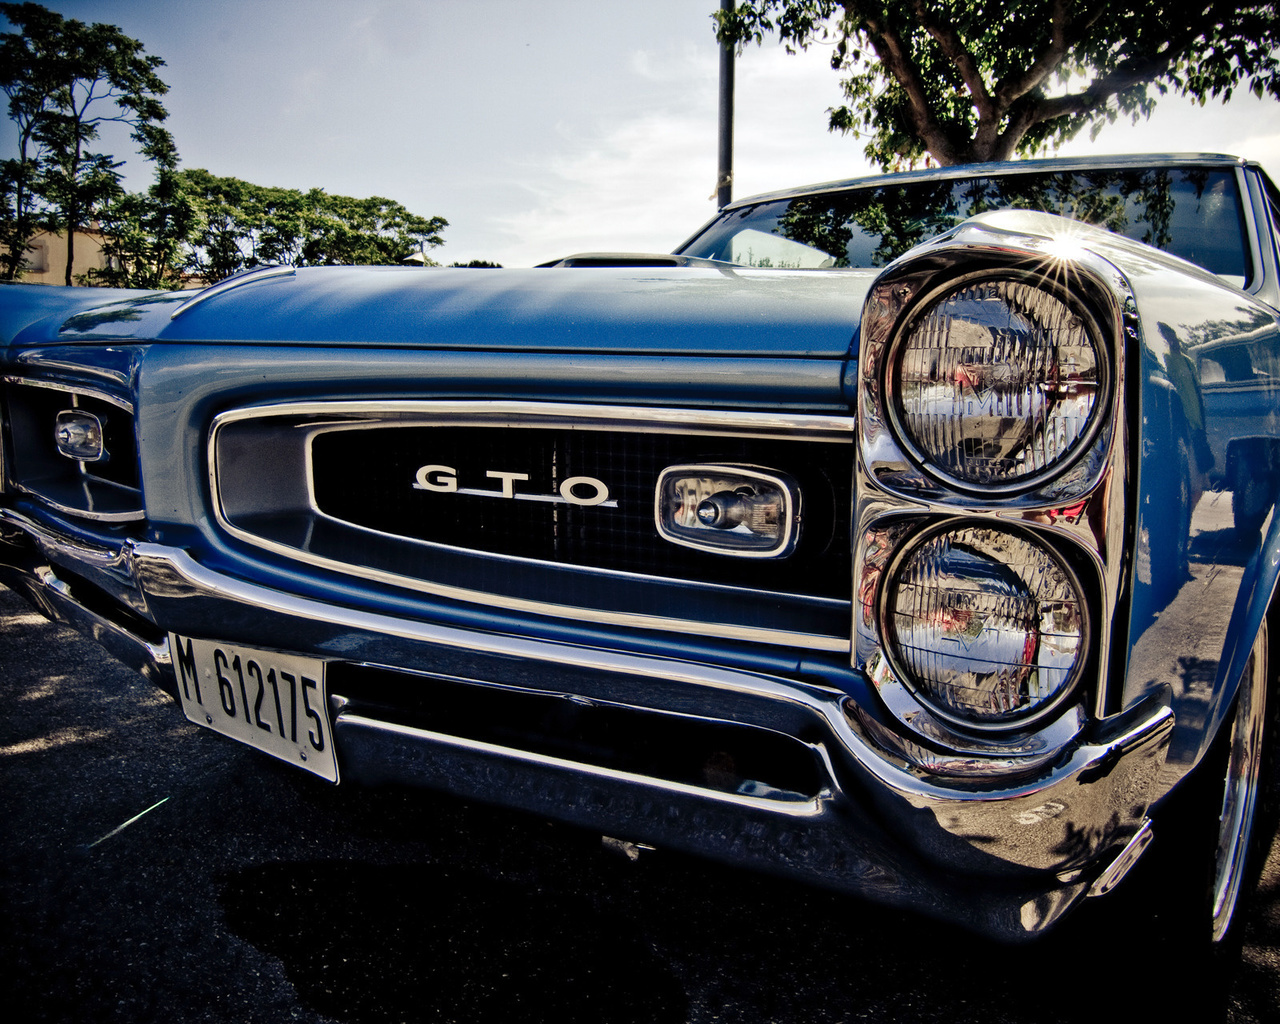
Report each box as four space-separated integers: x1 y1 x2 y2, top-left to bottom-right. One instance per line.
298 190 448 267
716 1 1280 168
0 1 62 279
177 169 448 283
0 2 175 283
84 164 197 288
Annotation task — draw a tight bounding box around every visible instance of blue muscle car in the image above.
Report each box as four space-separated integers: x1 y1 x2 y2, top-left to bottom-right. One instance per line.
2 153 1277 949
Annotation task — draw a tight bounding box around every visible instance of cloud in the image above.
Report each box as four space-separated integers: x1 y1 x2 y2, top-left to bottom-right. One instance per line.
488 111 716 266
478 40 871 266
1060 93 1280 181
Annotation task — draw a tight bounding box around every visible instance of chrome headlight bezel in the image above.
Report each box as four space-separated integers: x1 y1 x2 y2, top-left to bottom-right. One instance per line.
854 218 1138 765
858 237 1128 511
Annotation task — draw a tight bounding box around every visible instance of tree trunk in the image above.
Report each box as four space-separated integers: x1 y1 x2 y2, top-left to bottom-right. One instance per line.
64 223 75 287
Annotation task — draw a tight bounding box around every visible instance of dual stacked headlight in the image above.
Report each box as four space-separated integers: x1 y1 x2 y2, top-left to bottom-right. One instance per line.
861 263 1111 733
880 522 1087 728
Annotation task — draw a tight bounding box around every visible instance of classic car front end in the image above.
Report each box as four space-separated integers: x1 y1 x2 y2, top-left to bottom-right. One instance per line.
2 154 1278 945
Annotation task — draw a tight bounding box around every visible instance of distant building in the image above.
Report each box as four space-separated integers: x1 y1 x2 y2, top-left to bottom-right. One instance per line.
16 228 109 285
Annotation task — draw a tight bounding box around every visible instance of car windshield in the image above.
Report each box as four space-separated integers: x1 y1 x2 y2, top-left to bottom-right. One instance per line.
677 167 1251 283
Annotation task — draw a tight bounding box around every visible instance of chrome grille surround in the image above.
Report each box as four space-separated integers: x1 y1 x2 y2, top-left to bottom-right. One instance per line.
210 401 856 650
2 377 143 522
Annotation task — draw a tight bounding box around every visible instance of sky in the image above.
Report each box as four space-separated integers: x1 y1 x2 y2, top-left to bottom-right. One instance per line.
4 0 1280 268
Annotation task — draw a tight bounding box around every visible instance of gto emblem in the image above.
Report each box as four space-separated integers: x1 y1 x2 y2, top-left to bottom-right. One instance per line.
412 464 615 507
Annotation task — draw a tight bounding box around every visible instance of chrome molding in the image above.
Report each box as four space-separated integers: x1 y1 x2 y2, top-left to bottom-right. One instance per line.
1235 164 1269 297
339 714 824 816
211 399 856 441
169 265 297 320
9 484 145 523
3 376 134 413
1086 820 1155 898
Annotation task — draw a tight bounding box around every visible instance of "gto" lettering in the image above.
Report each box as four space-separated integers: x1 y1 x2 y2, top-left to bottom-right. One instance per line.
412 464 612 507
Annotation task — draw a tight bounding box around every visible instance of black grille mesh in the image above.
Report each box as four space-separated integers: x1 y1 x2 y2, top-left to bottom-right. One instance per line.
310 426 850 599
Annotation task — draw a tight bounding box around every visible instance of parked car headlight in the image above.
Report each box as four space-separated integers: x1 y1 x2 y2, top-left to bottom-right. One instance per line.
887 276 1104 492
880 523 1087 730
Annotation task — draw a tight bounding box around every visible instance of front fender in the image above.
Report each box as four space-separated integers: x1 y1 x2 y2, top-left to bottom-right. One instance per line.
1121 249 1280 787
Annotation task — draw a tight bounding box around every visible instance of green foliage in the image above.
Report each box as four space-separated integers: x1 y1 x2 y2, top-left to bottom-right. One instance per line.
0 1 175 282
716 1 1280 168
178 169 448 283
83 165 198 288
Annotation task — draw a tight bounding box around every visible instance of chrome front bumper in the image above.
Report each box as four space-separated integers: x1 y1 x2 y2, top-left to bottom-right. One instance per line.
0 510 1174 941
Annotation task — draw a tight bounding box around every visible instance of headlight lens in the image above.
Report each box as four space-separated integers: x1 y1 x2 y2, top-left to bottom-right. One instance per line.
881 524 1086 729
890 277 1103 490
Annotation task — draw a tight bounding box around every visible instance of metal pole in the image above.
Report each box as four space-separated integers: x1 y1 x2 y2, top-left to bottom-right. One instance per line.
717 0 735 209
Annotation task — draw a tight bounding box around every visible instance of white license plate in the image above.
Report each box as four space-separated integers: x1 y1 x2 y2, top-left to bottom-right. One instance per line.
170 634 338 782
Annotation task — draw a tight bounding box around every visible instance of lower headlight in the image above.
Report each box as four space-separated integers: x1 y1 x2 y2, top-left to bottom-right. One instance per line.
880 523 1086 729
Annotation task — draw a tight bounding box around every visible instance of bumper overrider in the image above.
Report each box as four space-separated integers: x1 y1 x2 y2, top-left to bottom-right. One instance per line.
0 509 1173 942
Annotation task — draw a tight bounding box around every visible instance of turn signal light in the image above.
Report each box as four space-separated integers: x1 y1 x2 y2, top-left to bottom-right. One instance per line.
655 465 799 557
54 409 106 462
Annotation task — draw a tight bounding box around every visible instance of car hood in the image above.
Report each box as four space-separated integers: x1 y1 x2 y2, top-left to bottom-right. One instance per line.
10 266 874 359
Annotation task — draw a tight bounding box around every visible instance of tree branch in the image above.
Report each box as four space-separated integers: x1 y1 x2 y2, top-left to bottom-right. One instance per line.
993 0 1107 107
907 0 992 116
842 1 962 163
1027 20 1211 126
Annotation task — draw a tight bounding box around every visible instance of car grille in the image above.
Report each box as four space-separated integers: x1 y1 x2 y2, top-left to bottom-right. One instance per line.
309 425 850 598
211 402 855 647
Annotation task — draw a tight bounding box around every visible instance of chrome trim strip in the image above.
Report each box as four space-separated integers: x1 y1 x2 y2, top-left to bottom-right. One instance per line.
209 529 847 650
169 265 296 320
292 500 847 603
1235 165 1268 296
212 400 857 441
208 401 855 651
3 376 134 413
1086 819 1154 898
10 485 144 523
135 545 848 711
338 713 823 817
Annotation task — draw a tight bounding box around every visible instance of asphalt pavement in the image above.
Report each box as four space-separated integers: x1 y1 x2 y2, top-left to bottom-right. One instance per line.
1 584 1277 1024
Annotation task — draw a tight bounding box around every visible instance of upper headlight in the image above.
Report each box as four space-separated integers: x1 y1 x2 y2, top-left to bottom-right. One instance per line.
887 275 1105 492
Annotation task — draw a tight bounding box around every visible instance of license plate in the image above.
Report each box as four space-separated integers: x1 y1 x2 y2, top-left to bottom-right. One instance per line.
170 634 338 782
